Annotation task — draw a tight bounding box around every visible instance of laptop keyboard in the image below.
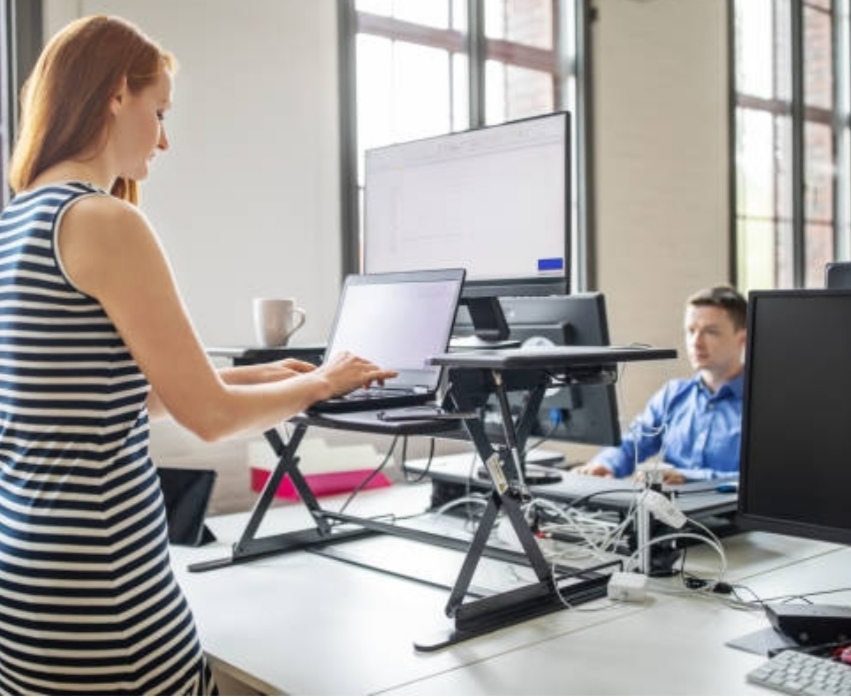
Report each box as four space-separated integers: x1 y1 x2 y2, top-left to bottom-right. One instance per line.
308 386 432 413
340 387 407 402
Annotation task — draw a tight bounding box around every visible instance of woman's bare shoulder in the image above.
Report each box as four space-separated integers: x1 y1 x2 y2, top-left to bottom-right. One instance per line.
62 192 150 234
58 194 164 297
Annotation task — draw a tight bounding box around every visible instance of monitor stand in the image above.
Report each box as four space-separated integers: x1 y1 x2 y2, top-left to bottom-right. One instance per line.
453 296 521 349
450 335 521 350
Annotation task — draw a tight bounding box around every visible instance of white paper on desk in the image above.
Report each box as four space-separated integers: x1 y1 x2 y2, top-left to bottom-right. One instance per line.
725 626 796 656
247 437 386 475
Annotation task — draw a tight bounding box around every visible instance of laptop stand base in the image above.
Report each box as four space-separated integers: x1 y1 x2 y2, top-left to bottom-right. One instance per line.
414 574 610 652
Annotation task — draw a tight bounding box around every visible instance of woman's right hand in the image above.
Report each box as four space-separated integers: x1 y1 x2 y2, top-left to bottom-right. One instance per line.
316 351 397 399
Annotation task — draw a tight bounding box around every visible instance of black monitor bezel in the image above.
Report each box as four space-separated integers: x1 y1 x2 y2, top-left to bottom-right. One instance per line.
738 288 851 546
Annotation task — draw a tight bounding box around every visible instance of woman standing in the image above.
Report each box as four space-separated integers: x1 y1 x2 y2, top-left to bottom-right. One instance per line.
0 15 393 694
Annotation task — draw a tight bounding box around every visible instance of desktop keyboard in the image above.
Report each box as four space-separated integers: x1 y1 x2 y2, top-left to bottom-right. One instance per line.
746 649 851 695
538 471 641 497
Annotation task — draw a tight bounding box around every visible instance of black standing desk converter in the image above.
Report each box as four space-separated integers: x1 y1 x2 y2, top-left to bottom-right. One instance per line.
192 344 676 650
206 344 326 366
431 344 677 369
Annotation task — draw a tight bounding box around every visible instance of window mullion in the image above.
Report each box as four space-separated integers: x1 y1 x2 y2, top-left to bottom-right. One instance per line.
791 0 806 287
574 0 593 291
467 0 485 128
834 0 851 260
339 0 360 277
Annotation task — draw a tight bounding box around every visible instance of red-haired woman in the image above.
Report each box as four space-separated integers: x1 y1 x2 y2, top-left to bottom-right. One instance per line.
0 14 393 695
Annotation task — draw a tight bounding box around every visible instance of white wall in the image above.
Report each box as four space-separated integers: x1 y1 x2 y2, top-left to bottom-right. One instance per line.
43 0 343 348
592 0 730 419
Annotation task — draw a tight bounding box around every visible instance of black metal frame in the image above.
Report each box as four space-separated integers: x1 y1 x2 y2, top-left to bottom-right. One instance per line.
187 356 640 649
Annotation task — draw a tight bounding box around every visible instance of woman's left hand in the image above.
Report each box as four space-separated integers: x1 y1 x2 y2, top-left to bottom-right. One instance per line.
222 359 318 385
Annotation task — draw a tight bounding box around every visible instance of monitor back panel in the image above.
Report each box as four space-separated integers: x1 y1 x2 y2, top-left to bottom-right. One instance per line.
825 262 851 289
453 293 620 447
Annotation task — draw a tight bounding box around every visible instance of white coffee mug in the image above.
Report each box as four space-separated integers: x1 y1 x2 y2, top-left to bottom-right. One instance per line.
252 298 307 347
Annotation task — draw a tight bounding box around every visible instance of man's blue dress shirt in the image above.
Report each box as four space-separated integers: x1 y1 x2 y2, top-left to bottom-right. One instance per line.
593 373 744 480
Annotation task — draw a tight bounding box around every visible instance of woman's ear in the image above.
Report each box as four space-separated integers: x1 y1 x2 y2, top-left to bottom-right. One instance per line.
110 77 129 115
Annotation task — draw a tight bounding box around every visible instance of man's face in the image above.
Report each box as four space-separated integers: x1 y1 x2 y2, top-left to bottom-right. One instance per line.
684 305 746 376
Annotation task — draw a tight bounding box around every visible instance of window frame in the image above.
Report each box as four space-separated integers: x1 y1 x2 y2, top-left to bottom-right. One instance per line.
1 0 43 207
1 0 10 207
732 0 851 289
338 0 596 290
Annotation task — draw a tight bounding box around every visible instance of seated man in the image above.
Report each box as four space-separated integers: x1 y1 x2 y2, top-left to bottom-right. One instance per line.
575 286 747 484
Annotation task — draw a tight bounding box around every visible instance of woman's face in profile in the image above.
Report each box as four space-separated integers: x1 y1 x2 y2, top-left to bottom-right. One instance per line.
111 69 173 182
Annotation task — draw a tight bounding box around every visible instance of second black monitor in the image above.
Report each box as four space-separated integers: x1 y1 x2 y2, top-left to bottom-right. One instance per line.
739 289 851 545
453 292 621 449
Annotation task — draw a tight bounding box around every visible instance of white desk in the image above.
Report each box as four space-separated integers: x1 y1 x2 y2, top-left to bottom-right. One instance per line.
169 483 846 695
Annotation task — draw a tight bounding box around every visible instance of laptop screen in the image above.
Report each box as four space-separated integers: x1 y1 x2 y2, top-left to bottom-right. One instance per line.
324 269 465 390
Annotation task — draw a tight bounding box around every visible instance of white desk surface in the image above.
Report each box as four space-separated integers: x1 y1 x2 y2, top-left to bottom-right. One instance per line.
169 483 847 695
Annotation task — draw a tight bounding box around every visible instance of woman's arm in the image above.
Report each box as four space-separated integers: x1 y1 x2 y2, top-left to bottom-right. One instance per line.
146 358 319 419
59 195 392 441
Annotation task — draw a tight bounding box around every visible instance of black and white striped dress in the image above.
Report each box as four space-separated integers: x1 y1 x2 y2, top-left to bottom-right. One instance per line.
0 182 214 695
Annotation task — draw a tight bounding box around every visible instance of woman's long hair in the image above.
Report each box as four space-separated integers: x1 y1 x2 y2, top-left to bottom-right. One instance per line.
8 15 175 204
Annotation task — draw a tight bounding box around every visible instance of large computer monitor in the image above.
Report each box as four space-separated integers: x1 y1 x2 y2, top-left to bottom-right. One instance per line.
739 289 851 642
363 112 571 341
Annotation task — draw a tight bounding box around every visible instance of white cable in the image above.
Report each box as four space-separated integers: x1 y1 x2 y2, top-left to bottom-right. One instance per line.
686 514 727 556
530 495 638 564
623 529 728 586
519 498 616 564
615 362 631 429
631 420 668 476
434 495 489 518
526 497 621 545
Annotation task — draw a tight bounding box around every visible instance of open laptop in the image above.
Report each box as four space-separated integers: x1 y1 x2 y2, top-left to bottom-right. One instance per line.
307 268 465 413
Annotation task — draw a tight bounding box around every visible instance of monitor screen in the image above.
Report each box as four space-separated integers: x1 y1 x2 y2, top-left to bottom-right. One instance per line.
453 292 621 449
363 112 571 300
739 289 851 546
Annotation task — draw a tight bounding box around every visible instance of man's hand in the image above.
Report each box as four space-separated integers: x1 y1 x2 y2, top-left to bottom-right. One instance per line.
660 468 686 485
573 462 614 478
635 465 687 486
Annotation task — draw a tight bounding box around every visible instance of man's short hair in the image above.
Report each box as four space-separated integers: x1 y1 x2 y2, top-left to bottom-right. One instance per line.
687 286 747 330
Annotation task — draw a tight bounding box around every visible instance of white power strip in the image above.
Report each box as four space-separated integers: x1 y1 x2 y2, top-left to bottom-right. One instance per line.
642 489 687 529
607 571 648 602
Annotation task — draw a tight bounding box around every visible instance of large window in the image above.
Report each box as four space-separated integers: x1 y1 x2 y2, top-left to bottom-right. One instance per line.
343 0 588 286
1 0 42 208
735 0 851 291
